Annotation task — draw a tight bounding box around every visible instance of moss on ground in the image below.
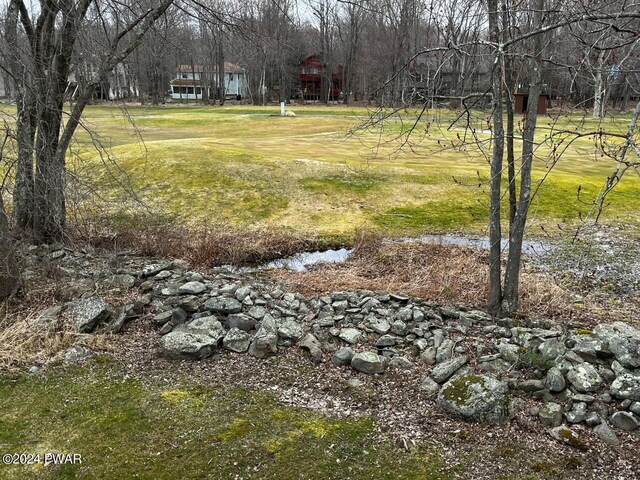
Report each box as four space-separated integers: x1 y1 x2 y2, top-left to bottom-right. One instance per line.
0 364 455 480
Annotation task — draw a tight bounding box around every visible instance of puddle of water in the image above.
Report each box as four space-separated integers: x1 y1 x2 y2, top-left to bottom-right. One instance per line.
221 235 554 273
400 234 555 256
222 248 352 273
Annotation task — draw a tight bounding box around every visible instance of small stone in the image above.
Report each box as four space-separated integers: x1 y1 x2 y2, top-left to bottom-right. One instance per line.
565 402 588 424
204 296 242 315
545 367 566 393
420 347 437 365
248 315 278 359
538 402 563 427
277 319 304 342
431 356 468 384
609 411 639 431
177 316 225 342
235 286 252 301
420 377 440 398
332 347 354 366
389 356 414 371
63 346 93 364
298 333 323 363
610 371 640 401
226 314 257 332
339 328 363 344
248 306 267 320
517 379 546 393
586 412 602 426
161 332 217 360
223 328 251 353
178 281 206 295
390 320 408 336
436 339 454 363
370 319 391 335
593 422 620 446
351 351 386 374
630 402 640 416
376 334 397 348
498 343 520 363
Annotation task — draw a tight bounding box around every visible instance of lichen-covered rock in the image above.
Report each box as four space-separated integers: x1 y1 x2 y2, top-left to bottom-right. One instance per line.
338 328 363 344
178 281 206 295
547 426 587 450
538 402 563 427
351 351 386 374
610 371 640 401
545 367 566 393
437 374 512 426
593 422 620 446
161 331 217 360
420 377 440 398
277 319 304 342
72 297 111 333
389 355 414 371
566 363 603 393
176 316 225 343
223 328 251 353
593 322 640 368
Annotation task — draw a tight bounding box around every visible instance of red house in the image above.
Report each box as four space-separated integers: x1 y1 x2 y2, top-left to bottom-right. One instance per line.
298 55 342 101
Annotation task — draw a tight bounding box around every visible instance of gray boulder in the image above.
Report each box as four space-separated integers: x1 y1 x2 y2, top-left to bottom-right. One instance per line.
72 297 111 333
611 371 640 401
339 328 363 344
298 333 323 363
226 313 257 332
277 319 305 342
593 322 640 368
351 351 386 374
610 411 639 431
545 367 566 393
437 374 512 426
593 422 620 446
178 281 207 295
538 402 563 427
161 331 217 360
566 363 603 392
177 316 225 343
431 356 468 384
204 296 242 315
389 356 415 371
248 315 278 358
332 347 354 366
420 377 441 398
223 328 251 353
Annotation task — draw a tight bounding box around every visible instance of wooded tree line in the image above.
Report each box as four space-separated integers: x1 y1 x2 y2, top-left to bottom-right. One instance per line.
0 0 639 316
2 1 638 107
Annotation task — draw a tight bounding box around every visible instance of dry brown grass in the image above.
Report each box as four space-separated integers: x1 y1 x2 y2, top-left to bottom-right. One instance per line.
272 237 579 321
0 307 76 372
78 215 339 268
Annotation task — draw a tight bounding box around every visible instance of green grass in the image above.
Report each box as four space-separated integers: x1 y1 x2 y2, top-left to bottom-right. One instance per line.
2 103 639 237
0 364 455 480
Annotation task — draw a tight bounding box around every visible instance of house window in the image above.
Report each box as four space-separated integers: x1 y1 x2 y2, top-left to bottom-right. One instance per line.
196 87 202 95
182 74 188 79
187 87 194 95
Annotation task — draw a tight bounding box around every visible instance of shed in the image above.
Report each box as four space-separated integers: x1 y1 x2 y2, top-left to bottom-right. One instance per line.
514 92 549 114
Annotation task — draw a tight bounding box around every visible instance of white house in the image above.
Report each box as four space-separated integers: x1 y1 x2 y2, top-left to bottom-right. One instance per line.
170 63 247 101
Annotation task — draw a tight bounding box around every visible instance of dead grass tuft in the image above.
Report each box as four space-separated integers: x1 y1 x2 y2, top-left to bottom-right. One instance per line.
77 214 341 268
0 307 76 372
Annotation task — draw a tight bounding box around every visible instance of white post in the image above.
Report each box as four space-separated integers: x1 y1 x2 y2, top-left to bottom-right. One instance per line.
280 101 286 116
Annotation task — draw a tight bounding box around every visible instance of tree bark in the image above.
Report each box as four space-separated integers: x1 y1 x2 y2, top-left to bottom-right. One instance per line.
502 0 545 315
487 0 504 317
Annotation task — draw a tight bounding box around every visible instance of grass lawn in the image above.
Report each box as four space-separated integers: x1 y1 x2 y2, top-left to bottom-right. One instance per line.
0 362 455 480
2 103 639 238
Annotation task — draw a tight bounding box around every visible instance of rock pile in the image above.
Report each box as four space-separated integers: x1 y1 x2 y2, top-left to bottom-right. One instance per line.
29 246 640 446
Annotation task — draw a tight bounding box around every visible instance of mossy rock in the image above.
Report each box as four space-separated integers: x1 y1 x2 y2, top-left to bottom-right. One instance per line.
437 374 513 426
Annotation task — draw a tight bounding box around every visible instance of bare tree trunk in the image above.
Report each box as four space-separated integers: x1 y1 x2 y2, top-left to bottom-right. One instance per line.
487 0 504 317
593 51 606 119
502 0 545 315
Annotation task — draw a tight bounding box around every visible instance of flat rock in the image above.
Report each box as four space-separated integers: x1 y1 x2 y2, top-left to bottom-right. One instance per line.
204 296 242 315
161 331 217 360
351 351 385 374
610 411 639 431
437 374 512 426
72 297 111 333
547 426 586 450
178 281 207 295
431 356 468 384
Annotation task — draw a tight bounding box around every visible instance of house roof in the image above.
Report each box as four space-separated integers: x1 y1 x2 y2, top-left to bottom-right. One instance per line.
176 62 245 74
